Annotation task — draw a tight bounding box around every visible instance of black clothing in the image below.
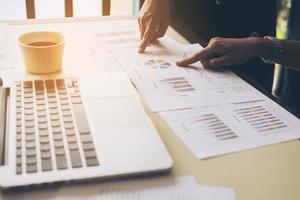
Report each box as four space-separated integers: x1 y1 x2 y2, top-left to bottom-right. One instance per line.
275 0 300 118
170 0 277 92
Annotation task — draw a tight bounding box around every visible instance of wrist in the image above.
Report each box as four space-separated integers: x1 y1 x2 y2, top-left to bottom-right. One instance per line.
250 37 273 59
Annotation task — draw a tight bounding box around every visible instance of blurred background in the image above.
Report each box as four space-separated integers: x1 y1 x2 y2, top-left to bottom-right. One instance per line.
0 0 140 20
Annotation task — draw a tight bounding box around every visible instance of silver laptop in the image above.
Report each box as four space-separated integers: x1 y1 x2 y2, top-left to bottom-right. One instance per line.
0 71 173 188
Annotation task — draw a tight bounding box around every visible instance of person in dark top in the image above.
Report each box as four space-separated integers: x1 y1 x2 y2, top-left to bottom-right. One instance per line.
175 1 300 117
138 0 277 92
274 0 300 117
176 36 300 72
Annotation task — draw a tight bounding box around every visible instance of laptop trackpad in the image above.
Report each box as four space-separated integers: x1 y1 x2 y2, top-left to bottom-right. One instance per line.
84 96 150 133
78 71 137 99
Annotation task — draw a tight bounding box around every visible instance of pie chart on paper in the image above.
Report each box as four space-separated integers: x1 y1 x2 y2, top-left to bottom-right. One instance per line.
144 60 171 69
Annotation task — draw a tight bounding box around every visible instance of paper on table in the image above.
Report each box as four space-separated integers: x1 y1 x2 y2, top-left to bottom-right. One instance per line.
0 176 234 200
160 99 300 159
112 42 266 112
54 176 234 200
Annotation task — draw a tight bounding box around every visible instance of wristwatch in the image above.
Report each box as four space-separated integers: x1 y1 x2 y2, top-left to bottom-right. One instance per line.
261 36 283 64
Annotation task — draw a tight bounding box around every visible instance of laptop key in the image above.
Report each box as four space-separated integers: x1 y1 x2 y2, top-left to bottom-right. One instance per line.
55 147 65 156
16 167 22 175
64 122 74 129
41 151 51 159
16 149 22 157
56 155 67 170
16 134 22 141
23 81 33 88
84 150 97 159
54 141 64 148
41 159 52 171
69 150 82 168
26 157 37 165
26 149 36 157
63 117 73 123
68 142 79 150
86 158 99 167
40 144 50 151
27 164 37 173
25 134 35 142
36 105 46 112
72 103 90 134
16 141 22 149
67 136 76 143
39 136 49 144
49 109 59 115
25 128 35 134
53 134 63 141
25 115 34 122
71 97 82 104
16 158 22 166
25 121 34 128
65 129 75 136
51 114 60 121
56 79 66 89
39 130 48 136
80 135 93 143
51 121 61 127
38 123 48 130
26 142 36 149
38 117 47 123
82 142 95 151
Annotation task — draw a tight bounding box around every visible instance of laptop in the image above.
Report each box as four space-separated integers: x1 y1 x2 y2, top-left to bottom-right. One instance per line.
0 70 173 188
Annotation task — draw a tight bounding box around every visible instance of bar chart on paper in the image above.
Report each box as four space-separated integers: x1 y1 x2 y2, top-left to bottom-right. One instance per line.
160 100 300 159
160 76 196 93
188 113 238 141
233 105 289 135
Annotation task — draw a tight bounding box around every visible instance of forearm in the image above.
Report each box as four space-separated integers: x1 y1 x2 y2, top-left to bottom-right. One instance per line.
251 37 300 71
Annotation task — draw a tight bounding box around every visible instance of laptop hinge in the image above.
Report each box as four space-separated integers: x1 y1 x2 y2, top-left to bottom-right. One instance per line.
0 79 9 166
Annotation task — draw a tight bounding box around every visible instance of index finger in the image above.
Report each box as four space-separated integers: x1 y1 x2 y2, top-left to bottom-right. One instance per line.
138 19 157 53
176 48 211 66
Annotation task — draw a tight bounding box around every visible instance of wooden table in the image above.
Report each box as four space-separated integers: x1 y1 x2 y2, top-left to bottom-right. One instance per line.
1 16 300 200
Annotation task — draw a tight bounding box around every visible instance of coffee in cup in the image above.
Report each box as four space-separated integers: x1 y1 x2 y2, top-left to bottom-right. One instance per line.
18 31 65 74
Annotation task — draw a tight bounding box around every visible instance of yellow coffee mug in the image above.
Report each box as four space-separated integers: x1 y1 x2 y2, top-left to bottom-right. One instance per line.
18 31 65 74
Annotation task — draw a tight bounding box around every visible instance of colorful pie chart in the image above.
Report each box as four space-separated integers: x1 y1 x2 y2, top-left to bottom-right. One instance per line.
144 60 171 69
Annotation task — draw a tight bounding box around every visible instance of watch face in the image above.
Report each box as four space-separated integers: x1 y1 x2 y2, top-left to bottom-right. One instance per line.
262 36 282 64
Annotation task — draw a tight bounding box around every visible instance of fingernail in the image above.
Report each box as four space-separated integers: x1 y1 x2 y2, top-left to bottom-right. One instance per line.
176 60 184 66
138 47 144 53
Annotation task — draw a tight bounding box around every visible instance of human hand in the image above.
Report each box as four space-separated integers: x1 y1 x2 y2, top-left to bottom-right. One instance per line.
138 0 170 53
177 37 261 68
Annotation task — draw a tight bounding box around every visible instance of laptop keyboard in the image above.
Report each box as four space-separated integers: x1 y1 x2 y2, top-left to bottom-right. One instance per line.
15 78 99 175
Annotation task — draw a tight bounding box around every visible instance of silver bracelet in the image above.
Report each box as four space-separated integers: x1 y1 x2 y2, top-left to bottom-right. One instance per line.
261 36 283 64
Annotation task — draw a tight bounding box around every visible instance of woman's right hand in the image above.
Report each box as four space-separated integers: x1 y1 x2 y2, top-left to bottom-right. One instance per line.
138 0 170 53
177 37 270 68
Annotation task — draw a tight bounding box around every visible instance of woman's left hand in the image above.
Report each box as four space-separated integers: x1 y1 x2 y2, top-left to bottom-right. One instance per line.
176 37 259 68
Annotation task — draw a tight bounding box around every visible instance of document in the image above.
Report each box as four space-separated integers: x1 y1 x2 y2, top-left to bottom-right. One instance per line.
55 176 235 200
112 42 267 112
0 176 234 200
160 99 300 159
